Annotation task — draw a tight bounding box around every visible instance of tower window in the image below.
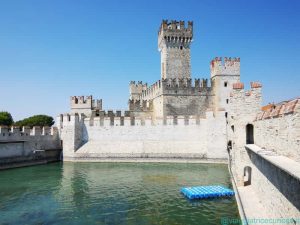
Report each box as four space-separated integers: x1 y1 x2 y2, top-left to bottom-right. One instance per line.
225 112 228 118
224 82 228 87
180 46 183 50
246 124 254 144
226 99 229 104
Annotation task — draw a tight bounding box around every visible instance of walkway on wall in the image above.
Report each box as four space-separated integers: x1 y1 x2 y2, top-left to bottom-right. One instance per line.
245 144 300 215
245 144 300 180
237 185 272 221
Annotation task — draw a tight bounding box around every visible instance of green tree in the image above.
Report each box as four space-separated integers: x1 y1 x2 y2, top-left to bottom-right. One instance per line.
14 115 54 127
0 112 14 126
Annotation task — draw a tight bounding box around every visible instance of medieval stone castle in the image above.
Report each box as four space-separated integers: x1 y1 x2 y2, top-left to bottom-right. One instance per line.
56 20 300 218
69 20 240 120
1 20 299 219
58 20 246 161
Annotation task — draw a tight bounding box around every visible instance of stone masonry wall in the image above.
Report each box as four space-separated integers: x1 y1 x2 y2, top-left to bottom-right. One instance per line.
60 111 228 161
254 98 300 162
246 146 300 218
227 82 262 183
164 95 212 117
161 47 191 79
0 126 61 167
228 82 300 218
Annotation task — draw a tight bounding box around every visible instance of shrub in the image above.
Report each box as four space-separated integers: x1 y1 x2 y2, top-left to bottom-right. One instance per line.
0 112 14 126
14 115 54 127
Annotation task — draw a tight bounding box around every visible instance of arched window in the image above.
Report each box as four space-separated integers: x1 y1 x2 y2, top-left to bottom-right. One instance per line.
243 166 252 186
227 141 232 151
246 124 254 144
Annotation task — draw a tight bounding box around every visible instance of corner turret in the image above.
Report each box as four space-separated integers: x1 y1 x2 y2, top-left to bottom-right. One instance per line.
129 81 148 100
210 57 240 78
70 95 102 116
210 57 241 113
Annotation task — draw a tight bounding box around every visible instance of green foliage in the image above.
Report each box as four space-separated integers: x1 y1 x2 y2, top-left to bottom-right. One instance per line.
0 112 14 126
14 115 54 127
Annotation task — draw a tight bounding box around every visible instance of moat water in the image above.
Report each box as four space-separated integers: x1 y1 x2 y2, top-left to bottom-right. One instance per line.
0 162 239 224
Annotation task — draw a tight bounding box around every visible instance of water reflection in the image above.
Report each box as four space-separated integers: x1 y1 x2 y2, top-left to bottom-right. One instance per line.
0 162 239 224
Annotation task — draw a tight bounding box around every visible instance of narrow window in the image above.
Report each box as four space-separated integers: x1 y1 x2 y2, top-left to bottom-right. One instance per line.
180 46 183 50
226 99 229 104
246 124 254 144
227 141 232 151
225 112 228 118
224 82 228 87
231 125 235 132
243 166 252 186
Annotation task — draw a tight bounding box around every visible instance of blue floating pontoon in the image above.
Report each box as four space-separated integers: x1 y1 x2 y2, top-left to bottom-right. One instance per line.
181 185 234 200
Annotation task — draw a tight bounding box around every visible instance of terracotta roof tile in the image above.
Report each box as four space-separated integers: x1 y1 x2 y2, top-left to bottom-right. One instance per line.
233 82 244 89
250 82 262 88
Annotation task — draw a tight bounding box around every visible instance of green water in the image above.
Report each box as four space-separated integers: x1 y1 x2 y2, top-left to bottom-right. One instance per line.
0 162 239 224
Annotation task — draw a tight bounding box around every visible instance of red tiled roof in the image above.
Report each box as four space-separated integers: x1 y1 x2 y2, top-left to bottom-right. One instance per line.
257 97 299 120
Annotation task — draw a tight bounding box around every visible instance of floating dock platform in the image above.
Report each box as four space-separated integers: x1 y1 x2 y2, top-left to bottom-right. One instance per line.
181 185 234 199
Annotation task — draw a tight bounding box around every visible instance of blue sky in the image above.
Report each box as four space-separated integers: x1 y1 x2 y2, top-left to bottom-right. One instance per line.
0 0 299 120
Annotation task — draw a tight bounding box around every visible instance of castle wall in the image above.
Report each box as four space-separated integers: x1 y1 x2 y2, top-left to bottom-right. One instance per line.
245 145 300 218
254 98 300 162
0 126 61 169
152 95 164 118
164 94 212 116
227 82 263 184
0 126 61 149
228 83 300 219
130 78 214 117
61 112 228 161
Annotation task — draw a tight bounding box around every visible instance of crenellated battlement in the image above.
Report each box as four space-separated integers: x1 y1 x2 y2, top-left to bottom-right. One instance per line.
86 114 202 127
139 80 163 101
0 126 58 137
158 20 193 45
128 99 153 111
228 82 263 120
158 20 193 53
132 78 212 102
210 57 240 77
70 95 102 110
58 109 224 128
129 81 148 100
161 78 210 89
159 20 193 33
230 81 262 96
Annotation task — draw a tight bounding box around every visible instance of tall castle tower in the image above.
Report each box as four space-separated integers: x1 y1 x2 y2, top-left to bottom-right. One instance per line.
210 57 241 112
158 20 193 79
